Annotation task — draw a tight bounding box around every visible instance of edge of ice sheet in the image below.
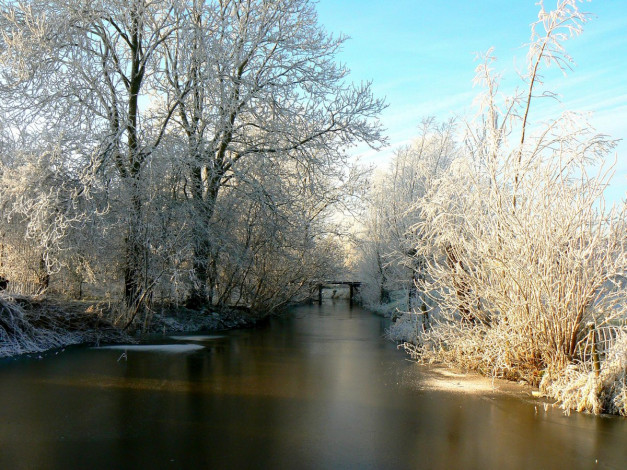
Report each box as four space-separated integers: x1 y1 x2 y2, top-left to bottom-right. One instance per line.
169 335 226 341
94 344 204 353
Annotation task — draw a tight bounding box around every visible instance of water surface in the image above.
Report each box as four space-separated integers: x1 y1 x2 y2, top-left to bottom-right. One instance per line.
1 302 626 469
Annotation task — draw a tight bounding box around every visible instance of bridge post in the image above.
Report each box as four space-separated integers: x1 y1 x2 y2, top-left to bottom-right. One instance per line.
318 283 323 304
349 283 354 306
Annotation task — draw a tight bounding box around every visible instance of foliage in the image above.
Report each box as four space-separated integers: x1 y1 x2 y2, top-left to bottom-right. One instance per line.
364 0 627 414
356 117 454 313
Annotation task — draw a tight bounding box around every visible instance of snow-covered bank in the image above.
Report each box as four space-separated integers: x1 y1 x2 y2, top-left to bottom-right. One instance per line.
417 365 538 400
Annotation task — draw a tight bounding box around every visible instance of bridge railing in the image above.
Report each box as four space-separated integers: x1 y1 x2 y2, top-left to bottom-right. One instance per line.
311 281 362 304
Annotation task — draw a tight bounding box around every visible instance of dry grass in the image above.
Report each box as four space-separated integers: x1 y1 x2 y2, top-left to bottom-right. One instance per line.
541 331 627 415
398 321 627 415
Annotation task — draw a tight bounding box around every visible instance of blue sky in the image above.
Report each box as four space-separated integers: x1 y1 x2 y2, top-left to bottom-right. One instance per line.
316 0 627 201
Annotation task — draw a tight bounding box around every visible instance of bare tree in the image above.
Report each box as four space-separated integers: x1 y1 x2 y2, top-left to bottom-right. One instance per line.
163 0 386 307
0 0 180 307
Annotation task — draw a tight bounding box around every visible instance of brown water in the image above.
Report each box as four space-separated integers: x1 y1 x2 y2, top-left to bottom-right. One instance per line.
0 302 626 469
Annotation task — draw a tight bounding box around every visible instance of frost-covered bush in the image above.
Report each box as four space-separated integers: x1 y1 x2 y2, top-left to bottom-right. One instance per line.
0 296 127 357
410 109 627 379
384 0 627 414
542 330 627 415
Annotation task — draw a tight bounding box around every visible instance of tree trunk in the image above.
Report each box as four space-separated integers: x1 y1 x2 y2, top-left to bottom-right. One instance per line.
187 237 211 309
122 6 146 310
123 182 145 309
376 249 390 304
187 168 220 309
38 254 49 294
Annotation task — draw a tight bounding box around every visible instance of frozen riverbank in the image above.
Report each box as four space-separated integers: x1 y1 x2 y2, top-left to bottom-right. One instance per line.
0 295 260 359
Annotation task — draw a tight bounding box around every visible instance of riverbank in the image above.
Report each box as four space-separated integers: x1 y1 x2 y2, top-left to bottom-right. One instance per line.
386 309 627 416
361 298 627 416
0 294 261 359
0 295 128 358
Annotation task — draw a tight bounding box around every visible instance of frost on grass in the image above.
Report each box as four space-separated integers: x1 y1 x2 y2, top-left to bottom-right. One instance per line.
542 330 627 416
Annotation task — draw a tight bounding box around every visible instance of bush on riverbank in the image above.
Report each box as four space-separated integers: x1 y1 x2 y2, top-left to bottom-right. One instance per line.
541 331 627 416
145 305 263 334
368 1 627 415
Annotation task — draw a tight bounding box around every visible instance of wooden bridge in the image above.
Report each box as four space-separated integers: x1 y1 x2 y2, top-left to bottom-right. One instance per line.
313 281 362 305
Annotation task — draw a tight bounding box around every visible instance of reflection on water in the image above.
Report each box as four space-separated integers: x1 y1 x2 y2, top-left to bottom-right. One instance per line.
1 302 626 469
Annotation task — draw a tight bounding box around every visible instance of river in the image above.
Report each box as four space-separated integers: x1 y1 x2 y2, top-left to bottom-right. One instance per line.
1 301 626 469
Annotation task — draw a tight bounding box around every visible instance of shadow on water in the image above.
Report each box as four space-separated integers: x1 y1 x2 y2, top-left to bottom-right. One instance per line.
0 301 626 469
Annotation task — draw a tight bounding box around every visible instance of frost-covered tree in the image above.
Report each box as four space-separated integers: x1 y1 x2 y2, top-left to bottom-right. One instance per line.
163 0 386 307
208 159 346 312
0 0 181 307
0 126 110 295
0 0 385 318
357 118 454 315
